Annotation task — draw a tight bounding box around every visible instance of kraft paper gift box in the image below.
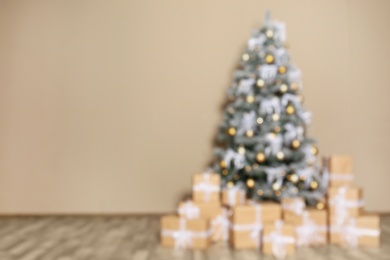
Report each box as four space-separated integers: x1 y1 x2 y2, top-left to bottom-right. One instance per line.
328 155 354 187
263 221 296 257
328 186 364 218
160 215 210 250
221 185 246 207
281 197 306 223
192 173 221 203
178 200 229 242
229 201 281 249
284 209 328 246
330 214 380 247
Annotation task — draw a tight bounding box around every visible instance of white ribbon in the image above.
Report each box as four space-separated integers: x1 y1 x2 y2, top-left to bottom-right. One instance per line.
283 123 304 145
287 67 301 83
223 149 246 170
237 111 257 135
224 185 245 207
259 65 278 84
275 48 289 65
265 133 283 155
265 166 286 186
248 35 266 51
177 201 200 219
281 94 301 109
296 167 315 188
211 208 230 241
237 78 255 95
263 221 295 260
302 145 317 166
192 173 220 202
281 198 305 215
161 218 210 249
329 173 354 181
259 97 281 115
301 111 312 125
295 211 326 246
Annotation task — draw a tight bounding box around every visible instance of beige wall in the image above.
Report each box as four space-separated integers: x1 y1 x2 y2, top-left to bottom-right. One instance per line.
1 0 390 214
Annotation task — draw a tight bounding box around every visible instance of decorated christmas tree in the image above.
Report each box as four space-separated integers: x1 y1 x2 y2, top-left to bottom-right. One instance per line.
211 12 327 206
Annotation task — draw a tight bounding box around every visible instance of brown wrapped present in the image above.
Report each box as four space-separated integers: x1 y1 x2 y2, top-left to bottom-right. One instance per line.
284 209 327 246
281 197 306 223
327 155 354 187
328 186 364 219
177 200 229 242
229 201 281 249
192 173 221 203
263 221 296 258
221 185 246 207
160 215 210 249
330 214 380 247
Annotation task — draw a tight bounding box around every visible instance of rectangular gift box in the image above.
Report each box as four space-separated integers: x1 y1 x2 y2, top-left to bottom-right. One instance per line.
192 173 221 203
221 186 246 207
328 155 354 187
263 221 296 257
281 197 306 223
330 214 380 247
284 209 328 246
229 201 281 249
160 215 210 250
328 186 364 218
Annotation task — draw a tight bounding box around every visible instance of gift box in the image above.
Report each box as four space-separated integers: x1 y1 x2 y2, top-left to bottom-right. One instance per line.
281 197 306 223
160 215 210 249
284 209 328 246
328 155 354 187
229 201 281 249
192 173 221 203
330 214 380 247
328 186 364 219
221 185 246 207
178 200 229 242
263 220 296 258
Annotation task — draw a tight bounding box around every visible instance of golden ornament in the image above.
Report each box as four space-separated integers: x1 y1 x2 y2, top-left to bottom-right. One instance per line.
257 79 265 88
311 146 319 155
274 126 281 133
265 54 274 64
291 83 299 91
227 181 234 188
238 146 246 155
257 189 264 196
246 178 255 188
300 175 306 181
266 30 274 38
247 95 255 103
291 139 301 149
228 127 236 136
246 130 254 138
256 152 266 163
245 165 252 172
276 151 284 160
311 181 319 189
242 53 250 61
316 202 325 210
272 182 281 190
222 169 229 175
286 105 295 115
278 66 286 74
272 113 280 121
280 84 288 93
290 174 299 183
257 117 264 124
220 160 227 168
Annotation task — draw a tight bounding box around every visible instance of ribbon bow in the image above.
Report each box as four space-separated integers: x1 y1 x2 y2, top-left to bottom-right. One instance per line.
342 218 380 248
192 173 220 202
226 184 245 207
258 65 278 84
265 133 283 155
238 111 257 135
296 211 325 246
178 201 200 219
211 208 230 241
237 78 255 95
223 149 246 169
259 97 281 115
263 221 295 260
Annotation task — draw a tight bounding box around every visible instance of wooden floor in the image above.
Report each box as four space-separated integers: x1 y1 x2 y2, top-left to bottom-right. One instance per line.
0 215 389 260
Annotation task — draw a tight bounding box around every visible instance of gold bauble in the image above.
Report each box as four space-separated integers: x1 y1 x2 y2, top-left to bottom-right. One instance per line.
227 181 234 188
311 146 319 155
245 165 252 172
291 83 299 91
265 54 274 64
266 29 274 38
274 126 281 133
286 105 295 115
280 84 288 93
257 117 264 124
257 79 265 88
220 160 227 168
246 130 254 138
228 127 236 136
256 152 266 163
278 66 286 74
311 181 319 190
291 139 301 149
257 189 264 196
246 178 255 188
316 202 325 210
222 169 229 175
300 175 306 181
272 182 281 190
246 95 255 103
276 151 284 160
242 53 250 61
272 113 280 121
238 146 246 155
290 174 299 183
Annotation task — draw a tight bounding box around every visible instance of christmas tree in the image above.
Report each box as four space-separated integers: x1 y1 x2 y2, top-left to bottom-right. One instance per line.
211 13 326 206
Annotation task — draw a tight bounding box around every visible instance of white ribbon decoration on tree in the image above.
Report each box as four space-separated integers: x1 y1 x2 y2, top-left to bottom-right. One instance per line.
178 200 200 219
265 133 283 155
283 123 304 145
248 34 266 51
287 67 301 83
223 149 246 170
281 94 301 109
259 65 278 84
302 145 317 166
263 220 295 260
237 78 255 95
296 167 316 188
274 22 287 42
259 97 281 115
237 111 257 135
275 48 289 65
264 166 286 186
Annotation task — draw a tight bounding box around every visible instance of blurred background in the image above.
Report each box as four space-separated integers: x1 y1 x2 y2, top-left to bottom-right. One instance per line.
0 0 390 214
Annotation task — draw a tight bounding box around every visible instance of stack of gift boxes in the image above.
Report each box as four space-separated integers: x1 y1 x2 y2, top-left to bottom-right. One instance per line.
160 155 380 257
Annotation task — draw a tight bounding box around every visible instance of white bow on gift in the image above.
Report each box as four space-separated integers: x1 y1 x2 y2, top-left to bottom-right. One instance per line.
282 198 305 216
296 211 325 246
283 123 304 145
192 173 220 202
223 149 246 170
259 65 278 84
248 35 266 51
237 78 255 95
237 111 257 136
259 97 281 115
177 201 200 219
211 208 230 241
330 187 365 226
226 184 246 207
342 218 380 248
263 221 295 260
265 133 283 155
